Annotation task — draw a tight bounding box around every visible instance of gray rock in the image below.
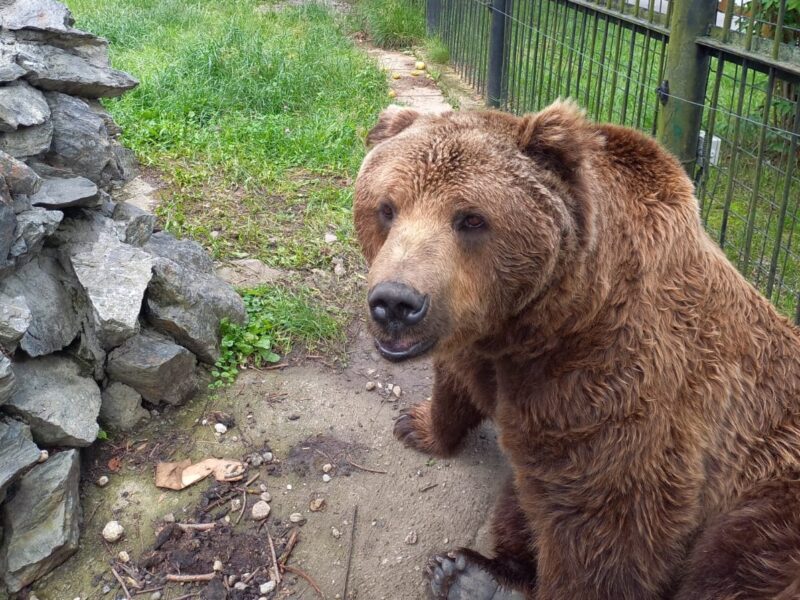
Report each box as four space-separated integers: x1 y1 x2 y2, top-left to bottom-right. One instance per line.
47 206 115 250
0 118 53 157
16 41 137 98
0 198 14 260
0 419 40 504
0 81 49 132
0 355 13 404
4 355 101 446
0 47 25 83
0 449 81 593
0 255 81 356
100 382 149 431
45 92 124 185
0 150 42 195
106 329 197 405
0 292 30 351
144 233 245 364
0 0 74 32
9 206 63 260
144 231 214 274
68 319 106 381
30 176 99 209
70 234 153 349
113 202 155 246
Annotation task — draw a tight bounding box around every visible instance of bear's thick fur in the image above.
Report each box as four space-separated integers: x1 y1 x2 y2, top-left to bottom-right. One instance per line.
354 101 800 600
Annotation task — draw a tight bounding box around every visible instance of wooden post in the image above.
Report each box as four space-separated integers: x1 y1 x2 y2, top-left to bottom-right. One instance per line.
656 0 717 175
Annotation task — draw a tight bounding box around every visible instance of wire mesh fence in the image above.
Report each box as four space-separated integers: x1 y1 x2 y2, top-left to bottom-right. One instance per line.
429 0 800 323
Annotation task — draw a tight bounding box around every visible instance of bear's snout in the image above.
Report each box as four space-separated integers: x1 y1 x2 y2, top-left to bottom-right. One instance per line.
367 281 435 361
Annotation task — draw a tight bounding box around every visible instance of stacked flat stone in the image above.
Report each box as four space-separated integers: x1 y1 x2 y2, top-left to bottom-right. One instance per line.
0 0 246 592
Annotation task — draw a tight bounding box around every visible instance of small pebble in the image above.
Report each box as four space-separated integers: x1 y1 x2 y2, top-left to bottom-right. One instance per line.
405 531 418 545
102 520 124 543
234 581 247 591
102 584 111 594
96 475 109 487
324 232 337 244
334 262 345 277
286 484 292 490
231 498 242 512
322 463 333 473
252 500 271 520
228 575 238 586
151 409 159 417
249 454 264 467
288 414 300 421
289 512 305 524
322 474 332 483
150 592 162 600
118 550 130 562
260 491 272 502
393 385 402 398
259 483 268 492
37 450 49 463
309 498 326 512
367 368 377 376
260 581 277 594
331 526 342 539
201 418 208 426
214 423 227 434
213 559 224 571
231 435 238 442
263 451 274 462
163 512 176 524
365 381 376 391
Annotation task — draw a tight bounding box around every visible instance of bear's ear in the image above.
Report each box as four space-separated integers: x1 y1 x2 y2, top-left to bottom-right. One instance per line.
517 99 601 184
366 105 420 148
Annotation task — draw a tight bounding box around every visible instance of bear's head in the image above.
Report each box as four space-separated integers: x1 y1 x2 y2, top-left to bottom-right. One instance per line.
354 100 603 362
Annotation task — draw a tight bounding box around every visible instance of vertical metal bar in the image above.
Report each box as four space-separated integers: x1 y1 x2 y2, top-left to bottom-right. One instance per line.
741 70 776 274
427 0 442 36
607 19 624 121
487 0 509 107
545 0 565 102
620 29 636 124
656 0 717 173
582 9 599 110
594 16 611 117
719 62 750 248
745 0 760 52
697 55 725 211
773 0 787 59
765 91 800 299
722 0 735 43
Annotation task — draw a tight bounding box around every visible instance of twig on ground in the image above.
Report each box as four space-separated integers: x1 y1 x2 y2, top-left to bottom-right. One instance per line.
177 522 216 532
343 505 358 600
86 501 103 526
171 594 200 600
234 490 247 526
244 472 261 487
347 458 387 474
165 572 216 582
111 567 132 600
278 528 300 566
283 564 325 599
242 567 261 585
266 528 282 585
132 586 164 596
419 483 439 493
263 363 289 371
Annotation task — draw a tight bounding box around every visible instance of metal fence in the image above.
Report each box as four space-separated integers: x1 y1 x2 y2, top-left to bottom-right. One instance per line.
428 0 800 323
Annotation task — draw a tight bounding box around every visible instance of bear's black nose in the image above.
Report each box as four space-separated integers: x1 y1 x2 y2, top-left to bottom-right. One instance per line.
368 282 429 329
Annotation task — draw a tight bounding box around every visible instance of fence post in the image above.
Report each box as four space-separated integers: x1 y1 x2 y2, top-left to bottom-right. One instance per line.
427 0 441 36
487 0 508 108
655 0 717 174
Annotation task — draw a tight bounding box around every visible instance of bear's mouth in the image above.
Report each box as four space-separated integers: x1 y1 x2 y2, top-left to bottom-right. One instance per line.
374 337 436 362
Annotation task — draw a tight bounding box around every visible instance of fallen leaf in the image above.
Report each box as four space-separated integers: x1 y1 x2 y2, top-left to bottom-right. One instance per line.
155 458 246 490
108 457 122 472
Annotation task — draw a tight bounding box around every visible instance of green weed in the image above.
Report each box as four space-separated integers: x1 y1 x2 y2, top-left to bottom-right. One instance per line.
211 285 344 388
353 0 426 49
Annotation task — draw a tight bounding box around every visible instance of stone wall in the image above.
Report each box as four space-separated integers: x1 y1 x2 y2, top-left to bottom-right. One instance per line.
0 0 245 593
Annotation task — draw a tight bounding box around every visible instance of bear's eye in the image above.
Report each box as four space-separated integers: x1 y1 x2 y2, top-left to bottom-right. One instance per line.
458 214 486 230
379 202 394 222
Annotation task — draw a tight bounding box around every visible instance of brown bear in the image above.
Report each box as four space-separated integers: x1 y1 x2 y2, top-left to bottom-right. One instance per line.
354 100 800 600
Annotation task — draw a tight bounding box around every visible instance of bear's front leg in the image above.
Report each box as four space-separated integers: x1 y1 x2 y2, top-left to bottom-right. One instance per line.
393 358 490 457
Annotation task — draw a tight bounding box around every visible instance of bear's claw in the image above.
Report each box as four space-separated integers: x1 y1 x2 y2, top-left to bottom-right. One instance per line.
393 411 425 451
426 552 523 600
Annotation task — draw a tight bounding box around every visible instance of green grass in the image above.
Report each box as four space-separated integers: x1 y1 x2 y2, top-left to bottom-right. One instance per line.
68 0 387 270
212 285 343 388
425 36 450 64
67 0 391 377
353 0 426 49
